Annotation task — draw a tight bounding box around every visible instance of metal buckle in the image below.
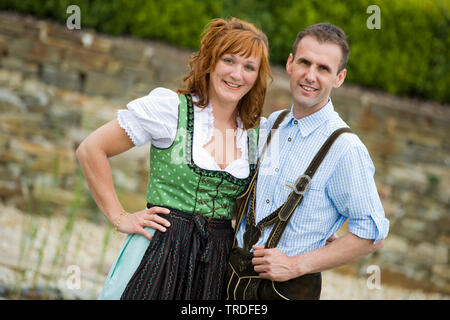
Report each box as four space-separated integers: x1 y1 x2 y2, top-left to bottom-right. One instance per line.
285 174 311 195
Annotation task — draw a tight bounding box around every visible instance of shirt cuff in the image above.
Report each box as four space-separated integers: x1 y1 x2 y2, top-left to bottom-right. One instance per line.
348 212 390 244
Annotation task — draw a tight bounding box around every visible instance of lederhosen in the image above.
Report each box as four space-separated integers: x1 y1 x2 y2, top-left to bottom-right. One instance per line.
225 110 352 300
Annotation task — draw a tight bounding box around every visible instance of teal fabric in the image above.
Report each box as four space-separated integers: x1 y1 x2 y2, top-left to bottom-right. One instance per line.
98 227 155 300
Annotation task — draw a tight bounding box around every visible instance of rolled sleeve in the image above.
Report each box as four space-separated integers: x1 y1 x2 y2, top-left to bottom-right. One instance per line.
327 144 389 243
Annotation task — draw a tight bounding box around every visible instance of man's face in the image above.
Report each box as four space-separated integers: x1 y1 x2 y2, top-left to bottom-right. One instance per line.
286 36 346 117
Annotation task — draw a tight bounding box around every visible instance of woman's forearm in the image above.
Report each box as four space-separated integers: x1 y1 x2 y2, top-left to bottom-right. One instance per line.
76 141 124 226
76 120 135 226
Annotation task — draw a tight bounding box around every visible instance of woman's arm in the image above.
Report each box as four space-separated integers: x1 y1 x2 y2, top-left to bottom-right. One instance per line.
76 120 134 221
76 120 170 240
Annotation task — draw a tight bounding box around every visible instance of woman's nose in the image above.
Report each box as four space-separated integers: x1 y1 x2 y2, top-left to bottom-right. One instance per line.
230 64 244 81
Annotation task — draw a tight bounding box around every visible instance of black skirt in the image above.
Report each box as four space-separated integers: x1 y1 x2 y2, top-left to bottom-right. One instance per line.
120 205 234 300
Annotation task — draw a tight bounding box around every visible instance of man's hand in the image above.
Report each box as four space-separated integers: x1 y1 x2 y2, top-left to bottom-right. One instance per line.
252 245 301 281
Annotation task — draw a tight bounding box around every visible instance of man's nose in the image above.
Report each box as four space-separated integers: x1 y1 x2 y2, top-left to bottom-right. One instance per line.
304 67 316 84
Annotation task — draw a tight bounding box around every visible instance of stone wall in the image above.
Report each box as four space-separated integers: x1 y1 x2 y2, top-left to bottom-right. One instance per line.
0 12 448 294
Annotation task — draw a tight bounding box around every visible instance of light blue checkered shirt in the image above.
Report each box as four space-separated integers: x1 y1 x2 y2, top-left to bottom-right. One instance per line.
236 100 389 256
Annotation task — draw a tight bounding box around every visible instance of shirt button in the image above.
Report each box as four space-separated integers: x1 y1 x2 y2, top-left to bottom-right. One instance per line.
288 137 292 142
275 168 279 172
265 199 270 204
293 120 298 125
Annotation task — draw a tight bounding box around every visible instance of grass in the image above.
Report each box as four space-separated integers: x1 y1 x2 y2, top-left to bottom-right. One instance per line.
5 152 114 300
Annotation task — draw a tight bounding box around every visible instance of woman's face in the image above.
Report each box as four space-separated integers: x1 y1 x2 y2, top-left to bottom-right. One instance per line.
208 52 261 109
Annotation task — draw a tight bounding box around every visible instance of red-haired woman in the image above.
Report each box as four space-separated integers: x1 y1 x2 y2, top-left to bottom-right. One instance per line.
76 17 271 300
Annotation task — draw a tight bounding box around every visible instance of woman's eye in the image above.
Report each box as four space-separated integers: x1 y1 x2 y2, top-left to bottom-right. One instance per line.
223 58 233 64
245 65 255 71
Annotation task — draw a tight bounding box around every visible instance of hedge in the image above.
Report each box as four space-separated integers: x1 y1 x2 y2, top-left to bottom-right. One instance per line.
1 0 448 103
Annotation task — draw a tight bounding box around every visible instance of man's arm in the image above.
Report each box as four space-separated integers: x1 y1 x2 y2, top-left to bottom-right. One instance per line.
252 232 384 281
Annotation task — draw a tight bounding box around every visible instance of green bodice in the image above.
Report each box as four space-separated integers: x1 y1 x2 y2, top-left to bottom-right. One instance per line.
145 94 258 219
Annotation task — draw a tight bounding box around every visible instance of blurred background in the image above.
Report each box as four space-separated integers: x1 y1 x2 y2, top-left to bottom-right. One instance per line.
0 0 448 299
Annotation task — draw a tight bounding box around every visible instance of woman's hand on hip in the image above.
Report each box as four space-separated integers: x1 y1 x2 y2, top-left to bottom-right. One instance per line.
118 206 171 241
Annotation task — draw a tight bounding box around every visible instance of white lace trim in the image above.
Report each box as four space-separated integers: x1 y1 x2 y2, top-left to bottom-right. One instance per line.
118 89 251 178
235 116 247 161
193 103 215 147
192 97 247 161
117 109 149 146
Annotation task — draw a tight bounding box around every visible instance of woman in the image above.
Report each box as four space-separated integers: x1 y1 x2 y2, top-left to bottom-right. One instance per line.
76 17 271 300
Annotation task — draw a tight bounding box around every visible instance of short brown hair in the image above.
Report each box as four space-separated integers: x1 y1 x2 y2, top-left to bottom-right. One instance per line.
178 18 272 129
292 23 350 73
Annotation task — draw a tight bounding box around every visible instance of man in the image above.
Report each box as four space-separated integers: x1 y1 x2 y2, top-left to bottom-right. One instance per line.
233 23 389 298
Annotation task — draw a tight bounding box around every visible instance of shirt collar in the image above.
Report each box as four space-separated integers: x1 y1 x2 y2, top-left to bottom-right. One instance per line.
280 99 336 137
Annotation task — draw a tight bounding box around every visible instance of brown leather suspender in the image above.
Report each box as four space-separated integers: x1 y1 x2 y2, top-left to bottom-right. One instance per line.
240 126 353 251
232 109 289 248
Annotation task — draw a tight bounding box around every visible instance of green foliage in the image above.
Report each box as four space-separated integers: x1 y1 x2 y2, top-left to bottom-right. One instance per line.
0 0 448 103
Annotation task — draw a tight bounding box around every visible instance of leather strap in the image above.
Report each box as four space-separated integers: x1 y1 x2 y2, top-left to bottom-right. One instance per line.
242 127 353 250
265 127 353 248
232 109 289 248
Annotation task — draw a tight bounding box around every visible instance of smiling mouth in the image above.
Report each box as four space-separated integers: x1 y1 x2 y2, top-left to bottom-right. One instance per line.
300 84 317 92
224 80 242 89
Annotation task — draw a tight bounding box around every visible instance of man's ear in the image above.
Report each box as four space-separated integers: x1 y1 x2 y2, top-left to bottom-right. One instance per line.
286 53 294 75
333 68 347 88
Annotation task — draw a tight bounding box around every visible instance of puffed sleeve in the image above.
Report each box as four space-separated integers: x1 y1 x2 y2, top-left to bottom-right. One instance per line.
117 87 179 148
326 143 389 244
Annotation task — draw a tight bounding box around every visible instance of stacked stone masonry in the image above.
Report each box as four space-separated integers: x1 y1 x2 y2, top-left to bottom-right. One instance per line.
0 12 448 295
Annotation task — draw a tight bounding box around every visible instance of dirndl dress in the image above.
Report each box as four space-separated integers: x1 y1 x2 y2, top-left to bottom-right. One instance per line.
98 93 257 300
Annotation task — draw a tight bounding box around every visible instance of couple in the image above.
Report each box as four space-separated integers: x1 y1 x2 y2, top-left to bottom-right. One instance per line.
76 17 389 300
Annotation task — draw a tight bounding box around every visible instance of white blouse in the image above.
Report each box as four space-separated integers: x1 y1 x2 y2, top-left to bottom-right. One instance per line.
117 87 265 179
